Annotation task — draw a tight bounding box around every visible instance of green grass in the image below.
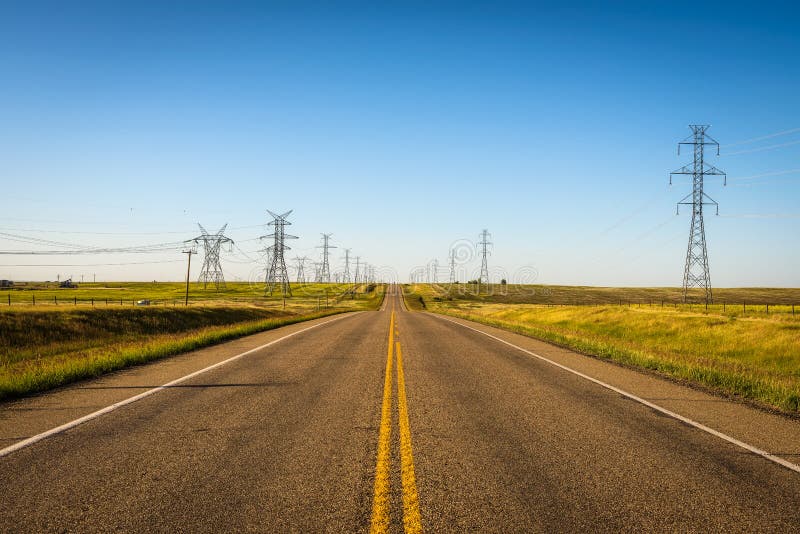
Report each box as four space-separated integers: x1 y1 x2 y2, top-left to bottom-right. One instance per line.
0 281 379 310
404 284 800 414
0 283 385 400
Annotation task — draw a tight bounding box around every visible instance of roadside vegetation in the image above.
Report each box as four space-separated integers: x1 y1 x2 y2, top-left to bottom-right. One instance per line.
0 283 384 400
404 283 800 414
0 281 375 309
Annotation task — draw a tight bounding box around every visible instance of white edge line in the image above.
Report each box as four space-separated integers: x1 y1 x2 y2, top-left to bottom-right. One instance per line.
0 312 358 458
434 313 800 475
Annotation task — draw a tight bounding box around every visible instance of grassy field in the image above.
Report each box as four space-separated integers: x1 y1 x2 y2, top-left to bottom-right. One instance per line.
404 284 800 414
0 281 375 310
0 283 384 400
410 282 800 308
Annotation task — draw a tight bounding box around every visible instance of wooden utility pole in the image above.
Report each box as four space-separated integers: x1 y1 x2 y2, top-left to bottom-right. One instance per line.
183 249 195 306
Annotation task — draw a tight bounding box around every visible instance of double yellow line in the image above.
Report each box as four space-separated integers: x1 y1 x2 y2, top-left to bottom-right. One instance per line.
370 310 422 534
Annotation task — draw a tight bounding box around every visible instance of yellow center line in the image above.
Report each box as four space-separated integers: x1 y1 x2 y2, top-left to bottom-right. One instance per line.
396 340 423 533
370 310 394 533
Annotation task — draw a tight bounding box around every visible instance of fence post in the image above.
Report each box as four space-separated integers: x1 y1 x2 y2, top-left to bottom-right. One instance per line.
91 297 94 307
766 304 769 314
32 294 35 306
723 301 726 312
793 304 796 317
743 301 746 313
74 297 77 306
55 295 58 305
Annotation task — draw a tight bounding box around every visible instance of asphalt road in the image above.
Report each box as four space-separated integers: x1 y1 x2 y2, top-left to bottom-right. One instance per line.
2 285 800 532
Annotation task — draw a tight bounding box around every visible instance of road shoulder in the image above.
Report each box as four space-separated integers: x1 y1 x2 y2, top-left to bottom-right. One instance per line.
429 312 800 468
0 312 361 449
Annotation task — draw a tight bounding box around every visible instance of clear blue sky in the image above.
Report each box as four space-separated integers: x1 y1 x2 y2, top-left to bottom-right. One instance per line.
1 1 798 286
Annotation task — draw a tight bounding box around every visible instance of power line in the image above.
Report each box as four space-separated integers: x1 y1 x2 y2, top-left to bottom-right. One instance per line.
0 221 268 236
1 259 183 267
0 226 190 236
0 231 93 250
724 138 800 156
722 127 800 148
727 168 800 184
719 213 800 219
0 234 187 255
670 125 726 303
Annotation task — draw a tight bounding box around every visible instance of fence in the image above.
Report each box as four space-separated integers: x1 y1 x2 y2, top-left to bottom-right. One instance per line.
0 287 371 310
529 299 798 318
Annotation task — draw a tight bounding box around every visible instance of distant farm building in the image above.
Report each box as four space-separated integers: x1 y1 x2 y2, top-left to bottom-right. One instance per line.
0 280 13 288
59 278 78 288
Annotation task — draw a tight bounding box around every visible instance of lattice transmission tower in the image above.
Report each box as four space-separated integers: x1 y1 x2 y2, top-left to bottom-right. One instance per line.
478 229 492 288
431 259 439 284
293 256 309 284
449 249 456 283
261 210 297 296
317 233 336 283
354 256 361 284
670 125 726 303
190 223 233 289
343 248 351 283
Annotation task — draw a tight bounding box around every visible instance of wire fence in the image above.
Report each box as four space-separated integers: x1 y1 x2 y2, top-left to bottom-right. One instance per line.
0 286 376 310
501 299 799 318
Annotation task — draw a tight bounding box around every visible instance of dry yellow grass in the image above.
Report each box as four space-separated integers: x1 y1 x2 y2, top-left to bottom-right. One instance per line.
405 284 800 413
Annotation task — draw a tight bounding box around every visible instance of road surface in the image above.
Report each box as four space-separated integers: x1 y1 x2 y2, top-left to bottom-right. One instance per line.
1 285 799 532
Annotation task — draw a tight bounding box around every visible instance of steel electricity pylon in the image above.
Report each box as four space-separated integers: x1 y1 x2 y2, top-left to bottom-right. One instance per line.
343 248 351 283
317 233 336 283
449 249 456 283
293 255 309 284
431 259 439 284
261 210 297 296
670 125 726 303
478 229 492 288
190 223 233 290
354 256 361 284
